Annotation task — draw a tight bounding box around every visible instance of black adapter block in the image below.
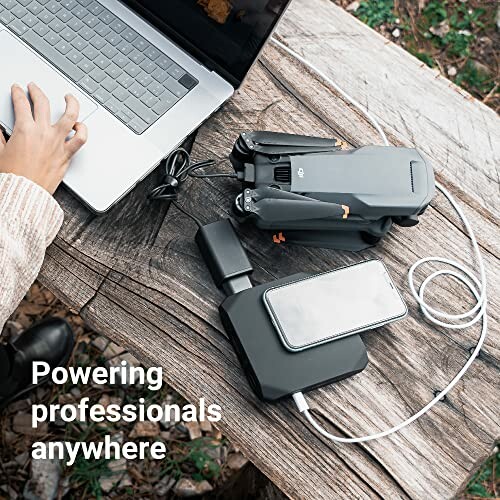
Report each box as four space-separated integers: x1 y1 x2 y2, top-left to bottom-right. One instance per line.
220 273 368 402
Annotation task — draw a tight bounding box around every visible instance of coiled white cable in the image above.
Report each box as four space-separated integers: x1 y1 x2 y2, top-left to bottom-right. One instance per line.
271 37 488 443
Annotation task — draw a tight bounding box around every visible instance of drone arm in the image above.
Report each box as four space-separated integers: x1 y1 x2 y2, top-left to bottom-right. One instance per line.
241 188 349 222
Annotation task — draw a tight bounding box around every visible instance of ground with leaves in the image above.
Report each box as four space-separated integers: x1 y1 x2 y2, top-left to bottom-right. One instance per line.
0 283 253 499
335 0 499 112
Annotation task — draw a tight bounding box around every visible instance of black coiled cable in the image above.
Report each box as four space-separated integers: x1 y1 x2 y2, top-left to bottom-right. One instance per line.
149 148 236 226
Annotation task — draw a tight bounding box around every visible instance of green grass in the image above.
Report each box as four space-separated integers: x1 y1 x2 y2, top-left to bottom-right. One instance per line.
68 456 114 499
350 0 498 105
464 450 499 498
354 0 396 28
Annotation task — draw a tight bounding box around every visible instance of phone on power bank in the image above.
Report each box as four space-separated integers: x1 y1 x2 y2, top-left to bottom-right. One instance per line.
263 259 407 352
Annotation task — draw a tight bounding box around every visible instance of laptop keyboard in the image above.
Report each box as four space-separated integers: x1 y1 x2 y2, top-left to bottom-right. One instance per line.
0 0 199 134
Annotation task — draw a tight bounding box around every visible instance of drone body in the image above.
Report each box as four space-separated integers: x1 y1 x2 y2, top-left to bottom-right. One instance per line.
230 132 435 250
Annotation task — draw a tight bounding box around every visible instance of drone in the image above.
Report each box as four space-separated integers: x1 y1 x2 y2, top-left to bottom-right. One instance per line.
229 131 435 250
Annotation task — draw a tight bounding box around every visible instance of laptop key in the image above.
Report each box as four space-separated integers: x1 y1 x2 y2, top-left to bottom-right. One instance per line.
156 55 173 70
140 91 158 108
178 73 198 90
61 0 76 8
33 22 49 36
27 2 43 14
94 22 110 37
152 92 178 115
79 27 94 41
89 66 106 83
18 0 31 5
116 72 133 88
101 43 117 59
37 10 53 23
83 13 99 28
56 9 71 22
104 96 120 114
22 12 38 26
167 64 184 80
140 59 155 73
59 27 74 42
128 117 147 134
82 44 98 60
112 86 128 102
105 63 122 78
71 36 87 50
151 67 168 84
67 48 83 64
98 9 114 24
136 72 153 87
88 1 102 14
44 31 60 45
124 62 140 78
132 36 147 51
109 19 124 33
0 11 14 24
129 49 145 64
9 19 28 36
101 76 117 92
144 45 160 61
94 55 110 70
77 58 95 73
115 109 131 124
112 53 128 68
90 36 105 50
121 28 136 42
55 39 71 54
72 5 86 19
93 88 110 103
106 32 120 46
164 78 188 98
129 82 145 99
79 75 98 93
48 18 64 32
116 40 132 55
124 96 156 124
45 1 60 14
12 5 28 18
68 16 83 30
147 81 164 97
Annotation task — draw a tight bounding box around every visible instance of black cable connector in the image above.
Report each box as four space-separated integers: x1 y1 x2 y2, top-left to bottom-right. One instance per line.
195 219 253 296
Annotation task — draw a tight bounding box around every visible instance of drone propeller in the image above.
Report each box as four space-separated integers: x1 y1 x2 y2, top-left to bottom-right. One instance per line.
244 187 348 222
230 131 340 169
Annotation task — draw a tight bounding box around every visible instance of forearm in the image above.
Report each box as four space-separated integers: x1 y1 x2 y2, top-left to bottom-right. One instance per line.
0 173 63 329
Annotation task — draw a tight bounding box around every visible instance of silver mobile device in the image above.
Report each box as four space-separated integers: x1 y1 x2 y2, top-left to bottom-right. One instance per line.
263 259 407 352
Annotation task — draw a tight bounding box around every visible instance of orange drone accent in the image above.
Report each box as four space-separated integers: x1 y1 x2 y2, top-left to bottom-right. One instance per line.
273 232 286 244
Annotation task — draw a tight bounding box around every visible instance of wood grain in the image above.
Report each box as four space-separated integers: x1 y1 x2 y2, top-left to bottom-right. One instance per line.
39 0 499 498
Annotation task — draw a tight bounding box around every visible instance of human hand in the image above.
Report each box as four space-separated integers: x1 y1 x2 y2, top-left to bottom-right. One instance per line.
0 83 88 194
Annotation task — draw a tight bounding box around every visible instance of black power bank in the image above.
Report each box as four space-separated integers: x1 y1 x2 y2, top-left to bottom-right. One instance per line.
220 273 368 401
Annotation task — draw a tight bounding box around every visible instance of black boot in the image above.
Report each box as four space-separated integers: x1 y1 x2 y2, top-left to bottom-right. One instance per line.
0 318 75 410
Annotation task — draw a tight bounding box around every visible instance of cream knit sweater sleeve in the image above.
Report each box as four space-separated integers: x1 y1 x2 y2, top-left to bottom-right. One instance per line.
0 173 63 329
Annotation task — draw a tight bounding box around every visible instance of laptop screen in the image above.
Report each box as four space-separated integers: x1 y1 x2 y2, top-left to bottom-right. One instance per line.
120 0 291 87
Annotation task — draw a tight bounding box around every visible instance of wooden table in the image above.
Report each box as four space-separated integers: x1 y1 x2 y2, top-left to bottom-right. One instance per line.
40 0 500 498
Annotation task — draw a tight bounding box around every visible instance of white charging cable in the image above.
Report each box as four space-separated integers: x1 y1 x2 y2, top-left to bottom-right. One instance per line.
271 37 488 443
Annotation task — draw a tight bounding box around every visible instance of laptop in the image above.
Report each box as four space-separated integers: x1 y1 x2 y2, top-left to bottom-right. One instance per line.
0 0 291 212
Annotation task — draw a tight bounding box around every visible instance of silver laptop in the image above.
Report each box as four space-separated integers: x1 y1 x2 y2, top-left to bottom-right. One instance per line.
0 0 290 212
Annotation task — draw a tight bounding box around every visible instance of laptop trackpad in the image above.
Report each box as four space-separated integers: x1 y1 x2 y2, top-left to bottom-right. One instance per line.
0 30 97 133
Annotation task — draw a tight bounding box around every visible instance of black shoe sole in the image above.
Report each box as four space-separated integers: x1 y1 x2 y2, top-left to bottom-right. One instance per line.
0 331 75 411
